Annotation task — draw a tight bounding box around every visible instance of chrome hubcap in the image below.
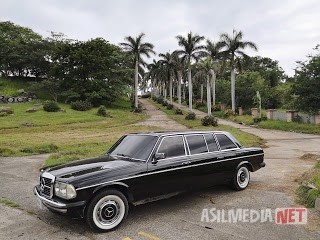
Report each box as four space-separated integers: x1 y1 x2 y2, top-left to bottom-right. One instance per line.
96 200 120 225
237 167 249 188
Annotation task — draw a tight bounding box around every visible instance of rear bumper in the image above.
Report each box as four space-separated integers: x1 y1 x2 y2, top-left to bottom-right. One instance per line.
260 162 266 168
34 186 86 215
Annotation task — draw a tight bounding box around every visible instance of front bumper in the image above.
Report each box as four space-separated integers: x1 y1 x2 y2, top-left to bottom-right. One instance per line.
34 186 86 214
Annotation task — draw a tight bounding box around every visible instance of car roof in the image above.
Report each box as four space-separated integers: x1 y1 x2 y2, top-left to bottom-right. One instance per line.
130 130 230 137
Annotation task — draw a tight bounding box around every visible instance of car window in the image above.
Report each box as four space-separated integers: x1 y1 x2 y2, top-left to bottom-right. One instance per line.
216 134 237 150
204 134 219 152
157 136 185 159
186 135 208 155
109 135 158 160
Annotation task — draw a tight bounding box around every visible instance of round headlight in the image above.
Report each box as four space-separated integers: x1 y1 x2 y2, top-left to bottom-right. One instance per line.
54 182 77 199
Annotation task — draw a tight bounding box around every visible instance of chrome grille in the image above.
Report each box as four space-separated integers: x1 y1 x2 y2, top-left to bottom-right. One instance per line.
40 172 55 198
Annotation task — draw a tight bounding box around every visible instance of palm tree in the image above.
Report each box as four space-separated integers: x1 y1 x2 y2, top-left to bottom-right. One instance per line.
194 58 215 115
171 51 186 107
147 59 162 97
120 33 155 108
219 29 257 112
206 40 223 106
159 52 174 104
176 32 206 112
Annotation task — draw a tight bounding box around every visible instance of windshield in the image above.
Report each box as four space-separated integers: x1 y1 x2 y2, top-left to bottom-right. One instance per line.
108 135 158 161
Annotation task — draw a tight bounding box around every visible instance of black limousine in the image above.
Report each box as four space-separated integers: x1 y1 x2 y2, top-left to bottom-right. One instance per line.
34 131 265 231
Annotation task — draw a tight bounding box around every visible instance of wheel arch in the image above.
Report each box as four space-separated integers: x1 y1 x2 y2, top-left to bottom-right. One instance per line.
236 161 254 172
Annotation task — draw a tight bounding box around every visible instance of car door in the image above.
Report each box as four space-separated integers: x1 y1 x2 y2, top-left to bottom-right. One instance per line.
185 134 226 189
146 135 192 199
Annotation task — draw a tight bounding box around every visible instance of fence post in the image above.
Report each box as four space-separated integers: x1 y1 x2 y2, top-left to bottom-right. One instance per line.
315 111 320 124
267 109 276 120
251 108 258 118
286 110 297 122
238 107 243 116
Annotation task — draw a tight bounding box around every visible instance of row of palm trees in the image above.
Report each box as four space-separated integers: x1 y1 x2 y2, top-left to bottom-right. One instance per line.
120 30 257 115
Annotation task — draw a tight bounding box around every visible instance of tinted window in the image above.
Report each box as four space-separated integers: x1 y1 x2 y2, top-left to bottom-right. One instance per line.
109 135 158 160
204 134 219 152
216 134 237 150
157 136 185 158
186 135 208 155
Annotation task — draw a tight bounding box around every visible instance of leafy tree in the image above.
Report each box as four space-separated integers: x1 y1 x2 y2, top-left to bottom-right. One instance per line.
293 48 320 115
120 33 155 108
176 32 206 112
219 29 258 111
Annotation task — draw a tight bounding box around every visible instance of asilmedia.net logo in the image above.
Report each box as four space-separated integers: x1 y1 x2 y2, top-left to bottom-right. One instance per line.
201 207 307 224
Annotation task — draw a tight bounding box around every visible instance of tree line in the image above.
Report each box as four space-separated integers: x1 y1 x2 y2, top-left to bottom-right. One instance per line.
0 21 319 114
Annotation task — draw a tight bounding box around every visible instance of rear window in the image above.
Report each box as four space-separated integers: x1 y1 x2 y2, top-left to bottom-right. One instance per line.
216 134 237 150
186 135 208 155
204 134 219 152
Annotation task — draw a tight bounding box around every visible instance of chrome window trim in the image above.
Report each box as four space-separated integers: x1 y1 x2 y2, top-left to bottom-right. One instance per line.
204 133 220 153
185 134 209 155
76 153 264 191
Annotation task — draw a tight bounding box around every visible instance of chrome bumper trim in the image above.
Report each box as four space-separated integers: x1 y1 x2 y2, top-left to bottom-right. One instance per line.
34 186 66 208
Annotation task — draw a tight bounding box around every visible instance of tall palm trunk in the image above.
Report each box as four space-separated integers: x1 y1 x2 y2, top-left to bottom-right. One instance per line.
177 71 182 106
188 68 192 112
210 69 216 106
169 77 173 104
150 79 153 98
183 84 186 101
206 75 212 115
134 60 139 108
231 67 236 112
164 83 167 99
200 84 204 103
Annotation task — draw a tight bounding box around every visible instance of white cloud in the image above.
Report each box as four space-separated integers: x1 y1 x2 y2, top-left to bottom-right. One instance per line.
1 0 319 76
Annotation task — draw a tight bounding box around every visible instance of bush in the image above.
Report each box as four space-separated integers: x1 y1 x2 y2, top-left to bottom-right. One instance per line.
156 97 164 104
166 104 174 110
0 112 8 117
253 116 268 123
201 116 218 126
293 114 303 123
195 101 205 109
43 101 61 112
173 97 178 102
175 108 183 115
70 100 92 111
224 109 235 117
185 112 196 120
97 106 109 117
132 107 142 113
162 101 168 107
141 93 151 98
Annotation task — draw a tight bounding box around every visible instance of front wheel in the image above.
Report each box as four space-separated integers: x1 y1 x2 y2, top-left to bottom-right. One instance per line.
85 189 129 232
232 166 250 191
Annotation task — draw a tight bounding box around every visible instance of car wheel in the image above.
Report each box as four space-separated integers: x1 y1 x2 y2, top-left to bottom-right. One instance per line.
85 189 128 232
232 166 250 191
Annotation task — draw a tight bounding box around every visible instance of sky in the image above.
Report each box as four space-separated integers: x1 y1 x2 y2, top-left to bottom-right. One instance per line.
1 0 320 76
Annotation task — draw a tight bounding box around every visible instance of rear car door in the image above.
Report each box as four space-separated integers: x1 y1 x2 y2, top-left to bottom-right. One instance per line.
146 135 192 198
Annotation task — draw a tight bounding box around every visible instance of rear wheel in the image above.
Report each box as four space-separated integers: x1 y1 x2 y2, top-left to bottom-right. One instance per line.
232 166 250 191
85 189 128 232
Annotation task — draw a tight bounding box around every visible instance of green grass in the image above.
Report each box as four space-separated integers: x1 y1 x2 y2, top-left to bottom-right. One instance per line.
0 198 20 208
148 99 263 147
296 154 320 208
0 97 161 166
0 78 32 96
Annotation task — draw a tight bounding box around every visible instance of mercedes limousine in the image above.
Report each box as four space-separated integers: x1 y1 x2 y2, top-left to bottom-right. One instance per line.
34 131 265 231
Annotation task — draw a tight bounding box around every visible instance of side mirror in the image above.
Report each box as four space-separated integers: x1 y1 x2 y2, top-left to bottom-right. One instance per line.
152 153 165 164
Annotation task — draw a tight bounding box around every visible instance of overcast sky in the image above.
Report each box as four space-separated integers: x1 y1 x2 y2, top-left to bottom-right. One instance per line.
1 0 320 76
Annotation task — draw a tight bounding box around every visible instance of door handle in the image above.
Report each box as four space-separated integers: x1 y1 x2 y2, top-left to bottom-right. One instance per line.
181 161 191 165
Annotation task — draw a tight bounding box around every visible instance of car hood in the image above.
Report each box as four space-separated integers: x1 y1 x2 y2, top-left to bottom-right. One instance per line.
45 155 145 186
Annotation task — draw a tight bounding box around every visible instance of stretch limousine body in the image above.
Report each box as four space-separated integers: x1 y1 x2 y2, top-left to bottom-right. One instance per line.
34 131 265 231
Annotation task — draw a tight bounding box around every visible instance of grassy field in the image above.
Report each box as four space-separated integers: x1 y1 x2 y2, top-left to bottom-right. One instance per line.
148 99 264 147
0 97 160 166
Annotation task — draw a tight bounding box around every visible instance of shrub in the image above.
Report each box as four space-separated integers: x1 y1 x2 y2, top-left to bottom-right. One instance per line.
293 114 303 123
201 116 218 126
152 96 158 102
162 101 168 107
175 108 183 115
0 112 8 117
43 101 61 112
156 97 164 104
141 93 151 98
132 107 142 113
185 112 196 120
173 97 178 102
166 104 174 110
195 101 205 109
97 106 109 117
253 116 268 123
224 109 235 117
70 100 92 111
